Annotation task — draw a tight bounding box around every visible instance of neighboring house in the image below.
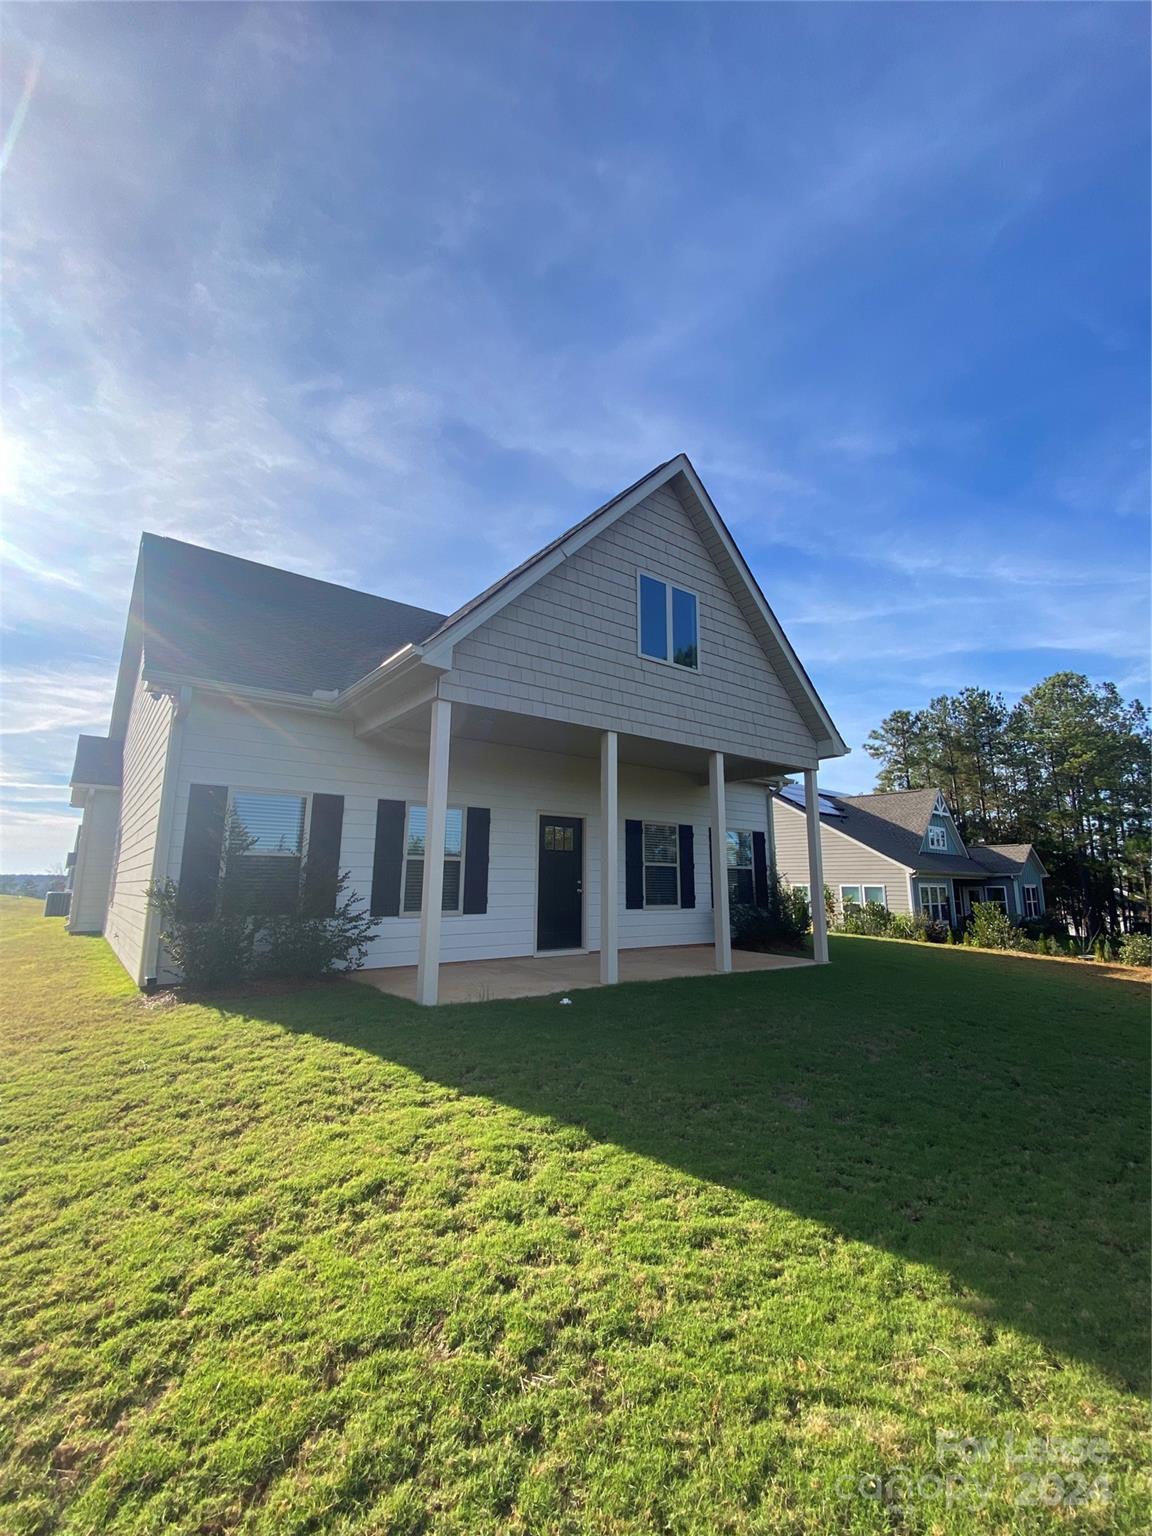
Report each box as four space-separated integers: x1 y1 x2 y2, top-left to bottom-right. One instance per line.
771 783 1049 926
67 454 846 1003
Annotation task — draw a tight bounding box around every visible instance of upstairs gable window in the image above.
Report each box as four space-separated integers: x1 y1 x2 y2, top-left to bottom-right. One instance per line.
638 573 699 670
926 823 948 851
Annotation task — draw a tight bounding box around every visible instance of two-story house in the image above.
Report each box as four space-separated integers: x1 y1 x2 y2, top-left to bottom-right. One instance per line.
67 455 846 1003
771 782 1048 927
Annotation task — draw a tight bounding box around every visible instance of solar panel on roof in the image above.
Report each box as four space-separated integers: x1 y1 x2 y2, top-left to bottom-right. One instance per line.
777 782 844 817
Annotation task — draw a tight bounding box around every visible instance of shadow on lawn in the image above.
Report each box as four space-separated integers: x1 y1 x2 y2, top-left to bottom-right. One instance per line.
237 941 1149 1393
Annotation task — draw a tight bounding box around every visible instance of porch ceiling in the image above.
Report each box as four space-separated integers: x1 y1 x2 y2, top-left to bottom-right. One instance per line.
357 696 803 782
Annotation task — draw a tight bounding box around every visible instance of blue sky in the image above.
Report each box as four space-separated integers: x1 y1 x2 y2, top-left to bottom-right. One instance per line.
2 2 1148 870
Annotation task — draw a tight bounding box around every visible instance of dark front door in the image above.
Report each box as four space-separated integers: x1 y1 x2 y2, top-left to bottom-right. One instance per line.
537 815 583 950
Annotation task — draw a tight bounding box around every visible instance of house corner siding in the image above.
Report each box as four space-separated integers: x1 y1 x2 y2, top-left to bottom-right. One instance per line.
104 681 176 982
67 789 120 935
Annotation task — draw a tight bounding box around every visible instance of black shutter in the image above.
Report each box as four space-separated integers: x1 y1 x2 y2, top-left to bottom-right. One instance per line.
678 824 695 909
625 819 644 909
302 794 344 916
176 784 227 917
370 799 406 917
462 807 491 914
752 831 770 907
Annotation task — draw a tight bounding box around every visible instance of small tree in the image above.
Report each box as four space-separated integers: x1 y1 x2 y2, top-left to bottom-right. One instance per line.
968 901 1026 951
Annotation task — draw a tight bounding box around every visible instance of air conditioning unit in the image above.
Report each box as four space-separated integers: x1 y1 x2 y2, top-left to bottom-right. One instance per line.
44 891 71 918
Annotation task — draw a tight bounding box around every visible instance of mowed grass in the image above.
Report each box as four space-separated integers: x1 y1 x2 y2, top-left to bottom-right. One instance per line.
1 900 1148 1535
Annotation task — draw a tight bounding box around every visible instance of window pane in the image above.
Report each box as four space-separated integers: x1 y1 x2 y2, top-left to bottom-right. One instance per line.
671 586 698 668
441 858 461 912
863 885 885 907
728 867 754 905
643 822 678 865
644 865 679 906
402 858 424 913
841 886 862 908
408 805 463 857
229 855 301 914
231 793 305 854
443 807 463 858
406 805 427 857
639 574 668 659
726 830 753 867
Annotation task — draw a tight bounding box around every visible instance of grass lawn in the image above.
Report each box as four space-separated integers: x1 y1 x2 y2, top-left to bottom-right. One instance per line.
1 899 1148 1534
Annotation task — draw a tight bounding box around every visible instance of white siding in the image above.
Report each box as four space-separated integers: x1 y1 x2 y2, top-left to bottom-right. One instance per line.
439 485 819 767
156 691 772 975
67 789 120 934
771 798 913 915
104 680 175 979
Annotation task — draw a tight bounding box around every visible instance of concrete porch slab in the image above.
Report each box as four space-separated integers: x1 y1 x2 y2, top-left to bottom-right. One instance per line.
355 944 814 1005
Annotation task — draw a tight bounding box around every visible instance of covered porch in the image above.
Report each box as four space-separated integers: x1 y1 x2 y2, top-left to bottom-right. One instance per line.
357 942 814 1005
348 685 832 1005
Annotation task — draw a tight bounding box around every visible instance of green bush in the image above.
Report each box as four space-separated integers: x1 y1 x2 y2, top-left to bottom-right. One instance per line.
968 901 1027 951
840 900 892 937
1118 933 1152 967
148 867 377 990
730 872 810 953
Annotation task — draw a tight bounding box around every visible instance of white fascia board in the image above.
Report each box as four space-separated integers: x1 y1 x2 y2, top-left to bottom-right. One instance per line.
140 669 340 715
772 793 914 873
675 457 848 759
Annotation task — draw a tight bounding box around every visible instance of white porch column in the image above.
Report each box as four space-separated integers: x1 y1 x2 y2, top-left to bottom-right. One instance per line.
709 751 732 973
804 767 830 964
599 729 619 985
416 698 452 1006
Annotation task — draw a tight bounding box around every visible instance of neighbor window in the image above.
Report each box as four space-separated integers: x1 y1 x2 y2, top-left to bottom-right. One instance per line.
840 884 884 913
926 824 948 851
643 821 680 907
402 804 464 914
920 883 951 923
1023 885 1040 918
638 573 699 669
983 885 1008 914
726 829 754 904
227 791 307 913
792 882 810 902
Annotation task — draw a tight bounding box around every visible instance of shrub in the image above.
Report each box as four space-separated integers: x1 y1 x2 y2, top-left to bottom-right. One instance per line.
148 866 377 990
968 901 1027 951
1119 933 1152 967
1021 913 1070 945
256 872 378 979
730 872 810 953
840 900 892 937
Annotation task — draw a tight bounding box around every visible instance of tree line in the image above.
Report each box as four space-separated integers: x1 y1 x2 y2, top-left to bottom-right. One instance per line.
864 672 1150 937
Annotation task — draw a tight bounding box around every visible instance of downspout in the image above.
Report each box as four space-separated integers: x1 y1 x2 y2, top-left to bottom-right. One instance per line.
138 686 191 990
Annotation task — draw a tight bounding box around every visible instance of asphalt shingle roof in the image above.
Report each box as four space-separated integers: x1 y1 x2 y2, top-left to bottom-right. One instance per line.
71 735 124 787
133 535 447 695
782 786 1037 877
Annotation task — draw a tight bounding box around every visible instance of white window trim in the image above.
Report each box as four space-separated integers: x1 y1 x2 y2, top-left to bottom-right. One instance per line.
839 884 864 912
862 884 888 909
1023 884 1041 918
400 801 466 918
919 882 951 922
926 824 948 851
642 819 681 910
725 829 754 868
983 884 1008 913
636 570 701 672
